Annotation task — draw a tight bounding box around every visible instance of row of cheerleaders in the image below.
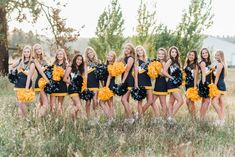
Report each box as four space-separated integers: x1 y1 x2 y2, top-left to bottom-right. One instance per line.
8 43 227 126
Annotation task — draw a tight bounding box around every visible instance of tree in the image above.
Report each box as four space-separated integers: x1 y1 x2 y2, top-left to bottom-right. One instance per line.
0 0 79 75
89 0 125 61
174 0 214 60
132 0 158 58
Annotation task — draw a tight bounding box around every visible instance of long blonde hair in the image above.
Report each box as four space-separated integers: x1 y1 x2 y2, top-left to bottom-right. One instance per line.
33 44 45 61
216 49 228 77
135 45 147 60
106 51 116 65
124 43 135 58
157 48 168 62
53 48 68 69
20 45 33 68
84 47 98 64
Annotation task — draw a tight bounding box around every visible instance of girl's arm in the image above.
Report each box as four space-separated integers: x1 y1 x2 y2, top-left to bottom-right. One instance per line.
25 63 35 89
162 60 173 79
63 66 72 85
199 61 206 84
10 59 21 69
121 57 134 84
214 63 223 85
194 65 199 88
84 62 88 88
134 62 138 87
34 60 50 83
105 75 112 88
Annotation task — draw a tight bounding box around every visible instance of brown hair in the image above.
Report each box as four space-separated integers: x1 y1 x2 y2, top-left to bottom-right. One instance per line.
71 54 84 75
53 49 68 69
200 48 211 65
184 50 198 69
168 46 181 67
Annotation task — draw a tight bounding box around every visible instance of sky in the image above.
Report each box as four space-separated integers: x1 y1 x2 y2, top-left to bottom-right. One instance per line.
8 0 235 38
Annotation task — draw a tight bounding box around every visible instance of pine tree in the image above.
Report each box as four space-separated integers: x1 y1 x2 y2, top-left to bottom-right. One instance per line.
89 0 125 61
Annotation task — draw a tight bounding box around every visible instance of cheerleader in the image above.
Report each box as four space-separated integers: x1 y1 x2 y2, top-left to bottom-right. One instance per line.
50 49 68 114
99 51 116 125
150 48 168 120
211 50 227 126
163 46 183 123
84 47 100 120
198 48 213 120
134 45 159 119
121 43 135 124
31 44 50 116
63 54 84 119
10 45 34 117
184 50 199 119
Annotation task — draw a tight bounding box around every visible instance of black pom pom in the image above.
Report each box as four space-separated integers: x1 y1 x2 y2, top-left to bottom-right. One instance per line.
198 81 209 98
170 68 183 87
71 75 83 93
8 69 18 84
131 86 147 101
44 66 53 80
94 64 108 80
112 83 128 96
44 80 60 94
80 89 94 101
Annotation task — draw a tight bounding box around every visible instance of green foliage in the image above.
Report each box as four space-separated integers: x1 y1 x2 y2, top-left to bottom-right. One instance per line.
174 0 214 60
89 0 125 61
132 0 158 58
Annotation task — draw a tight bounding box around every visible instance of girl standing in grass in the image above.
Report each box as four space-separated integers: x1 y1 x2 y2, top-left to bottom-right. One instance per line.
100 51 117 125
50 49 68 114
121 43 135 124
63 53 84 120
184 50 199 119
211 50 227 126
163 46 184 124
134 45 159 120
84 47 100 123
198 48 213 121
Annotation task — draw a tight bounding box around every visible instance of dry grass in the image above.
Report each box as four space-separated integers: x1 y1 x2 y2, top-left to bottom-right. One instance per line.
0 69 235 156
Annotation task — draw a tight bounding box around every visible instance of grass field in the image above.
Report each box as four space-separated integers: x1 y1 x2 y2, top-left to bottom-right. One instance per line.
0 69 235 156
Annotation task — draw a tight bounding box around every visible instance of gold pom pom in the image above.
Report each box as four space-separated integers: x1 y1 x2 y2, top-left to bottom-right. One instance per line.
186 88 200 101
52 65 65 81
98 87 114 101
208 83 219 98
17 89 35 102
38 78 47 90
181 72 187 86
108 62 125 76
147 61 162 78
81 77 87 92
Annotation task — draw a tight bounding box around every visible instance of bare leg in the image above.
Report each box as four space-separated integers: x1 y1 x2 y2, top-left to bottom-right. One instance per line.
212 94 222 120
172 90 184 116
58 96 64 115
200 98 210 121
86 100 91 119
186 98 196 119
50 95 56 113
18 102 27 117
168 94 175 117
121 90 132 118
159 95 168 118
219 95 225 120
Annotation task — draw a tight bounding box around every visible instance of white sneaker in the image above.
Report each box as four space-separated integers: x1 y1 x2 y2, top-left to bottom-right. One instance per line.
167 117 176 125
128 118 135 125
105 118 114 126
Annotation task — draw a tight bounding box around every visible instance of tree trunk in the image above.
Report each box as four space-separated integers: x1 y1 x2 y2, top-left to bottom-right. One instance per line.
0 6 9 75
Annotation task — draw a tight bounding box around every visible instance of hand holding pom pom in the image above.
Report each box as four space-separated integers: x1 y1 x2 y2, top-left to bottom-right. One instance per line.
80 89 94 101
8 69 18 84
147 61 162 78
186 88 201 102
52 65 65 81
17 88 35 102
131 86 147 101
112 83 128 96
38 78 47 90
208 83 219 98
98 87 114 101
108 62 125 76
94 64 108 80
